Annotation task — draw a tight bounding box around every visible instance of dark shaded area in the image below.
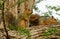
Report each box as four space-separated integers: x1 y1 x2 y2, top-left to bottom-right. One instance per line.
29 19 39 26
29 14 40 27
51 37 57 39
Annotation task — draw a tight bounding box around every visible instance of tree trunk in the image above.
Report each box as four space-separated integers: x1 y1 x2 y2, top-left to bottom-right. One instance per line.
18 0 35 28
0 0 35 28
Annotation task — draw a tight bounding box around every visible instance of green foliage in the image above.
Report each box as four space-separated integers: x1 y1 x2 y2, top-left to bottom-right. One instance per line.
34 0 43 12
46 5 60 17
57 21 60 25
0 3 2 9
0 0 6 9
46 6 60 11
8 24 18 31
8 24 31 39
34 5 38 11
18 28 31 39
35 0 43 4
0 1 3 10
44 27 58 36
44 12 50 17
44 11 52 17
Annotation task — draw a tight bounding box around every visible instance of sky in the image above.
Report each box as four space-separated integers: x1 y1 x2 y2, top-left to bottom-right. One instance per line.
33 0 60 20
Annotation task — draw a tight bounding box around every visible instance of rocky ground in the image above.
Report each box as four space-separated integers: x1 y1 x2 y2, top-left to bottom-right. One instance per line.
0 25 60 39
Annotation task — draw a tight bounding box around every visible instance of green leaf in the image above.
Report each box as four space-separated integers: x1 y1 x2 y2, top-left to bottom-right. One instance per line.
8 24 18 31
18 28 31 39
0 3 2 9
44 28 58 36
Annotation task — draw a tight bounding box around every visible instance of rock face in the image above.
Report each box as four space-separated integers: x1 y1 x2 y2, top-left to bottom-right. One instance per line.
0 25 60 39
